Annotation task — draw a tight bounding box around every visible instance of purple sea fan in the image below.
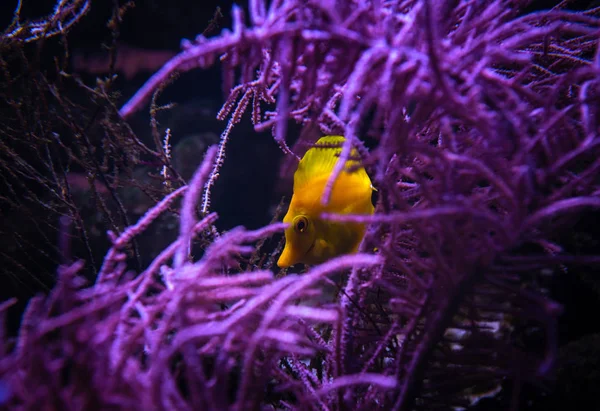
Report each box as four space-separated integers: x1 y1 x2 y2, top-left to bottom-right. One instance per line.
0 147 393 410
118 0 600 408
3 0 600 411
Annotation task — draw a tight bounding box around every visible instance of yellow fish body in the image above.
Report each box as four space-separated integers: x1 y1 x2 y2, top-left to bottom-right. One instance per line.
277 136 375 268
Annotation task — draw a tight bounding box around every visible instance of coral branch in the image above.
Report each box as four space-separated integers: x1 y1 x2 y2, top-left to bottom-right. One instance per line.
4 0 600 410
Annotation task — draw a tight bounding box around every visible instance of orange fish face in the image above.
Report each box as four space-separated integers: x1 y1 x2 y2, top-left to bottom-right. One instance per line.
277 136 375 268
277 212 316 268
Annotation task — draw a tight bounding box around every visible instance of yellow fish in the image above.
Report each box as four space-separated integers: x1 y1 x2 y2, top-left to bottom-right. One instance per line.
277 135 375 268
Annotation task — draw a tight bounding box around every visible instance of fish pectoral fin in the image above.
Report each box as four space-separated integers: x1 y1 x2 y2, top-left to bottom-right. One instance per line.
318 238 333 251
314 238 337 260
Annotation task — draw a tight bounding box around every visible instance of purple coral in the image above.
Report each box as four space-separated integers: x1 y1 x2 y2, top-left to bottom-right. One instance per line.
2 0 600 410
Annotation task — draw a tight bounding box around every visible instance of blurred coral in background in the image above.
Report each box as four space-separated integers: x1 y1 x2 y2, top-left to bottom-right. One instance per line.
1 0 600 410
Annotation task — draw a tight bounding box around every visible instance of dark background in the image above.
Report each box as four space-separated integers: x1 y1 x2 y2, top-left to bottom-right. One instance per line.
0 0 290 341
1 0 289 230
0 1 599 409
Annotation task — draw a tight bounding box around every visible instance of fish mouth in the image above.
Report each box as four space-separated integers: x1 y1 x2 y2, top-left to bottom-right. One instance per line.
278 239 316 268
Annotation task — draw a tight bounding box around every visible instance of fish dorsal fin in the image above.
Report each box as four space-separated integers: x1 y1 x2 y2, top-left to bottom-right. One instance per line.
293 135 365 192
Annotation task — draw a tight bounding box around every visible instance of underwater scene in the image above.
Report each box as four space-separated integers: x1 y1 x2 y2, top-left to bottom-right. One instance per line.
1 0 600 409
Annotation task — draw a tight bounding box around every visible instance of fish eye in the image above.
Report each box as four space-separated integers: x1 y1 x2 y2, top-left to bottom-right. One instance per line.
293 216 309 233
